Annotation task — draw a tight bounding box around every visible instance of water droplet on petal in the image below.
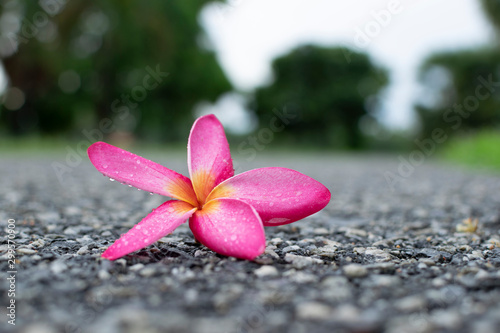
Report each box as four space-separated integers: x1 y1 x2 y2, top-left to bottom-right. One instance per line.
109 178 115 182
103 164 108 169
269 202 274 207
136 160 141 164
137 188 141 191
136 225 142 230
128 185 132 187
149 192 154 195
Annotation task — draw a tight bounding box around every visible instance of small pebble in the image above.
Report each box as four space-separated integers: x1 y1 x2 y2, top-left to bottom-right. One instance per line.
17 248 37 255
98 270 111 280
254 265 279 277
77 245 89 255
284 253 323 269
343 264 368 278
296 302 332 320
365 248 392 262
395 295 427 312
282 245 301 254
140 267 157 277
50 260 67 274
129 264 145 271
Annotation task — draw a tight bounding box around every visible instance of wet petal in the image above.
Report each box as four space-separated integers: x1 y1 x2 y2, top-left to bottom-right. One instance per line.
189 198 265 260
188 115 234 205
207 167 331 226
88 141 197 206
102 200 196 260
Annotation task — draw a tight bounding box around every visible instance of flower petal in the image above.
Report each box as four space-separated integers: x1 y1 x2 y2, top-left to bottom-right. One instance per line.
189 198 265 260
102 200 196 260
187 115 234 205
88 141 198 206
207 167 331 226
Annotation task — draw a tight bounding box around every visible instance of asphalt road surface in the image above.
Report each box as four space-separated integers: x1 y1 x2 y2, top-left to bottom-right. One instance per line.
1 151 500 333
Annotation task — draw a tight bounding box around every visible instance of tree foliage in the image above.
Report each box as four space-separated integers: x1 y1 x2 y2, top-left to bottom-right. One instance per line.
416 1 500 140
251 45 387 149
0 0 231 141
417 49 500 137
481 0 500 34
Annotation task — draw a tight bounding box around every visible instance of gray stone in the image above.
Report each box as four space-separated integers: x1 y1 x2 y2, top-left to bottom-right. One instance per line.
77 245 89 255
254 265 279 277
282 245 301 254
139 266 158 277
365 248 392 262
17 248 38 255
312 246 337 258
284 253 323 269
395 295 427 312
296 302 332 320
343 264 368 278
129 263 145 271
98 270 111 280
50 260 67 274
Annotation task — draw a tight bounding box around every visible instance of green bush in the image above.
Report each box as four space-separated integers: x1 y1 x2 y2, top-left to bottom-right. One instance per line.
441 130 500 171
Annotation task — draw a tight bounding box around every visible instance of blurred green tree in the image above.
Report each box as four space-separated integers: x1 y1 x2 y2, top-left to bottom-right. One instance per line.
416 1 500 140
0 0 231 141
481 0 500 34
416 49 500 140
251 45 388 149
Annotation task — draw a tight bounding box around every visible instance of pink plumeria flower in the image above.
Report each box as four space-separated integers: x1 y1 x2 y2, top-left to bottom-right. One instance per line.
88 115 331 260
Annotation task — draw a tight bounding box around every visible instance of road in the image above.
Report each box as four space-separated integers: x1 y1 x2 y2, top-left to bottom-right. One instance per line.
1 152 500 333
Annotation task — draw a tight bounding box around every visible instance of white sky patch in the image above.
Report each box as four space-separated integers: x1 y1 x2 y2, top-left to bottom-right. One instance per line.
200 0 495 129
194 92 258 135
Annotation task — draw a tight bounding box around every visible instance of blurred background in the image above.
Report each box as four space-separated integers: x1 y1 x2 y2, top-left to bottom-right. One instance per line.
0 0 499 171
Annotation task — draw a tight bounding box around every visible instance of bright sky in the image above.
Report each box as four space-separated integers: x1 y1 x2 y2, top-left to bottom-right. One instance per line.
200 0 495 129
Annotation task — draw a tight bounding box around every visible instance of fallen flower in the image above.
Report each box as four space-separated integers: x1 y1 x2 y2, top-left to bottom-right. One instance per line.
88 114 331 260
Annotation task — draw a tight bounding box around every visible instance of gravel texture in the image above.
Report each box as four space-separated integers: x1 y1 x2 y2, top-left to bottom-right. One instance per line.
1 152 500 333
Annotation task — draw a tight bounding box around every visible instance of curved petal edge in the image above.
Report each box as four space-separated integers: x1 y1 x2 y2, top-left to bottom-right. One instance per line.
102 200 196 260
207 167 331 226
88 141 197 206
